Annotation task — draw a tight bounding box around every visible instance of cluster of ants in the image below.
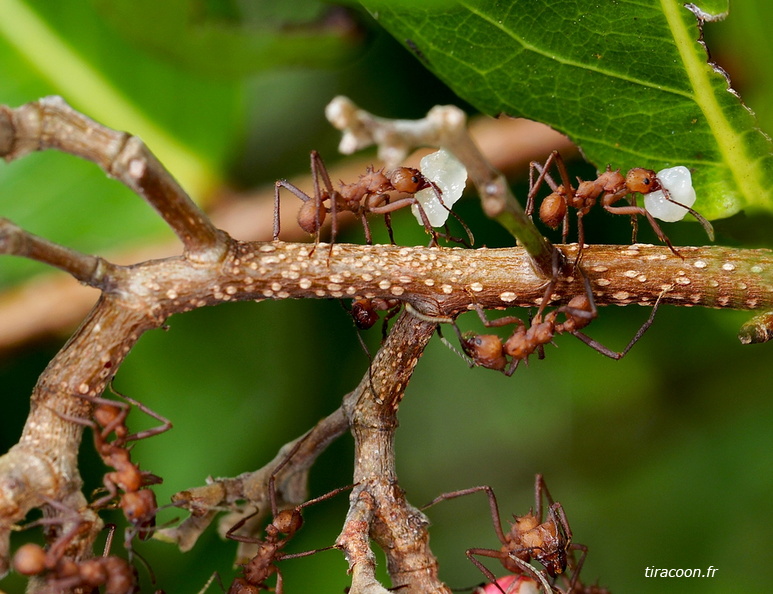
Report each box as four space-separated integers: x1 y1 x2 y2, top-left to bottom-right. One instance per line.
273 148 708 368
11 385 171 593
6 148 712 592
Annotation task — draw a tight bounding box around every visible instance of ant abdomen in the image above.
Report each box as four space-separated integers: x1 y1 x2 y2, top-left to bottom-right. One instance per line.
272 509 303 536
539 191 567 229
296 199 327 235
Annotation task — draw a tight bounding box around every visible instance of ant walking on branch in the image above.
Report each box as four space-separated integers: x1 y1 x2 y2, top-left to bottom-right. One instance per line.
527 150 714 264
273 150 472 250
224 435 353 594
422 475 588 594
61 384 172 546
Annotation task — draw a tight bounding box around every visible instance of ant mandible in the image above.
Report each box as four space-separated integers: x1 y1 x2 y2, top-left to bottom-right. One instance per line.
527 150 714 264
225 435 352 594
273 150 471 251
422 475 587 594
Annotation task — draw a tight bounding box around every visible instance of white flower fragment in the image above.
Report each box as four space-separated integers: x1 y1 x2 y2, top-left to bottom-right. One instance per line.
410 149 468 227
644 165 697 222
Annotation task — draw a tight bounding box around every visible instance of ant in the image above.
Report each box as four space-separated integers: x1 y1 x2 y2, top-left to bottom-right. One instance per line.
422 475 587 594
455 263 664 376
273 150 471 251
13 511 138 593
60 384 172 545
224 435 352 594
350 297 403 341
526 150 714 264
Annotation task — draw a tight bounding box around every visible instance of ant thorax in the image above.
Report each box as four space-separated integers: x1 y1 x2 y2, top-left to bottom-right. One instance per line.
644 165 697 222
410 148 467 227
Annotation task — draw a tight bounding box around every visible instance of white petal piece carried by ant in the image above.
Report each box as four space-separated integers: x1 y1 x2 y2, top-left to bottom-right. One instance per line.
644 165 697 222
411 148 468 227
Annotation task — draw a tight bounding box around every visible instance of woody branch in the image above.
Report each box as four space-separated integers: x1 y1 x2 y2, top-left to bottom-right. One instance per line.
0 97 771 591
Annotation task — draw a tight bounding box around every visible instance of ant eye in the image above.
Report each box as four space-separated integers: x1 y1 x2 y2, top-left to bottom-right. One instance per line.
625 168 657 193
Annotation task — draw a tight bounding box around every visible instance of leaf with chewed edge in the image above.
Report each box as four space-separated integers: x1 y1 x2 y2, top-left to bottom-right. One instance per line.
362 0 773 221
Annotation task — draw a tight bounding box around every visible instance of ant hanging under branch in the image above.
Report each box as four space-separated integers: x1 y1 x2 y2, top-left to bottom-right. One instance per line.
422 475 590 594
59 383 172 548
273 149 472 251
222 434 353 594
527 150 714 264
451 264 666 376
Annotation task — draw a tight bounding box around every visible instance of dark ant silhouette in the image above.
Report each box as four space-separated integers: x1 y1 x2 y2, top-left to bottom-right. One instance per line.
351 297 402 341
455 266 665 376
526 150 714 264
13 512 138 593
60 384 172 545
273 150 472 250
224 435 352 594
422 475 587 594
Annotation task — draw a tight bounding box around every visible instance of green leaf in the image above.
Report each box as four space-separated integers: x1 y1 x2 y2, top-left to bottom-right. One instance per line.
361 0 773 220
91 0 364 77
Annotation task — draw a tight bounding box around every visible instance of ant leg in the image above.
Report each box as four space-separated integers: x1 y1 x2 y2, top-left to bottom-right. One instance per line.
563 543 588 593
360 212 373 245
310 150 337 256
604 203 683 259
661 190 715 241
527 155 562 216
571 288 666 359
466 549 513 594
380 302 403 343
422 485 507 546
383 196 397 244
224 507 263 543
504 554 555 594
109 383 172 442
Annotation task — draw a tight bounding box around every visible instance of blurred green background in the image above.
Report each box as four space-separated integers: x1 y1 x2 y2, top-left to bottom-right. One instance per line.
0 1 771 592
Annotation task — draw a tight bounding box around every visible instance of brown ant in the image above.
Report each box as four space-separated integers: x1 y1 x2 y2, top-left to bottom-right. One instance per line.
527 150 714 264
60 384 171 545
455 266 664 376
351 297 402 341
224 435 353 593
13 511 138 593
422 475 587 594
273 150 471 250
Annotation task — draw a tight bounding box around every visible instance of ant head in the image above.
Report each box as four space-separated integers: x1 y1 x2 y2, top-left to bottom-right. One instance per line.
121 489 157 525
461 334 506 371
296 200 327 234
626 168 660 194
536 545 567 577
272 508 303 536
94 403 124 429
389 167 429 193
539 192 567 229
351 299 378 330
